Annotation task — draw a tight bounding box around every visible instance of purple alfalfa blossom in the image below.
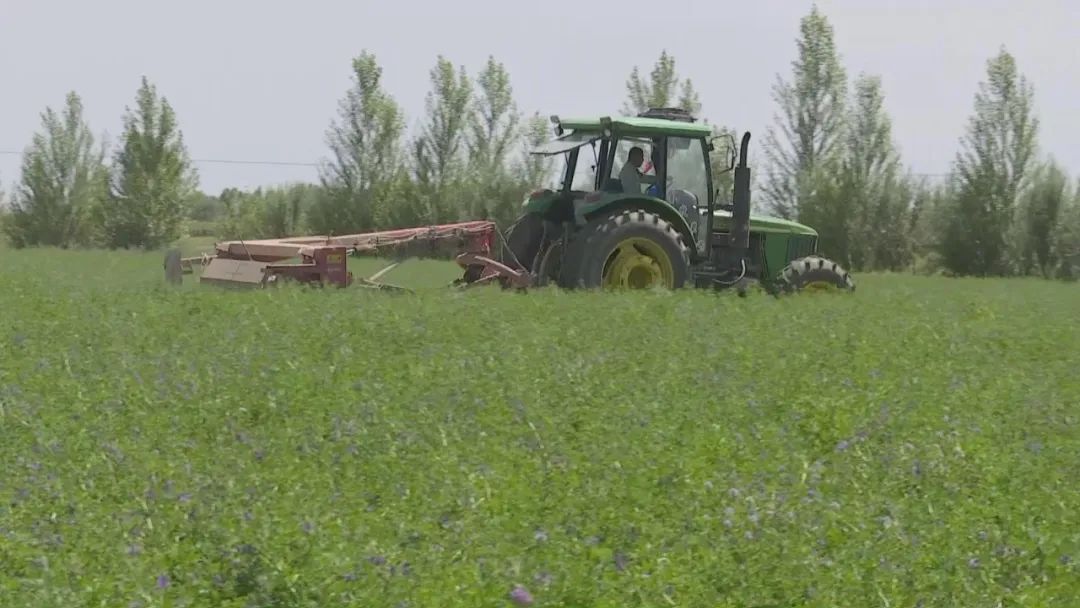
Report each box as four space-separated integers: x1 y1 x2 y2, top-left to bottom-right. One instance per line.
509 584 533 606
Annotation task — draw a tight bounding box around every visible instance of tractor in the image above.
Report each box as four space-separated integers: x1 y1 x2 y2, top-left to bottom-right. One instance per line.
498 107 855 295
167 107 855 295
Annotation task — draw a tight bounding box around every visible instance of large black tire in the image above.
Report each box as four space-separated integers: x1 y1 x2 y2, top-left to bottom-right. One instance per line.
534 238 565 286
501 213 546 271
559 208 691 289
778 255 856 293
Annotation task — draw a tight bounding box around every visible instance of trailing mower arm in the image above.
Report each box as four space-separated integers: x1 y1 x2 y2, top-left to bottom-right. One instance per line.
168 220 531 289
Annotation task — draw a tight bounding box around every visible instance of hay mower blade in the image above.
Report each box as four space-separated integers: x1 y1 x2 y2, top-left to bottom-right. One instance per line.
165 219 531 291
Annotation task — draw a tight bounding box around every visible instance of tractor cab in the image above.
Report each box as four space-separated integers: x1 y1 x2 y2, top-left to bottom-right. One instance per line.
529 108 725 256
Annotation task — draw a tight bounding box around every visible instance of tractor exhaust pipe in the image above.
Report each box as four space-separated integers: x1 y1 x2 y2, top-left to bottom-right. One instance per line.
728 132 751 252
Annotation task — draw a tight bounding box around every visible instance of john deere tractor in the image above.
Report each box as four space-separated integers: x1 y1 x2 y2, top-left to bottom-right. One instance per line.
502 107 855 295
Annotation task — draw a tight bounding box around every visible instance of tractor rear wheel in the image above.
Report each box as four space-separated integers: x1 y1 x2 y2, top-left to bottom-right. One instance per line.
778 255 855 293
561 208 691 289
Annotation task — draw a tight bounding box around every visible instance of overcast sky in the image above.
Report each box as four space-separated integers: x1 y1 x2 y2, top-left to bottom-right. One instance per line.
2 0 1078 196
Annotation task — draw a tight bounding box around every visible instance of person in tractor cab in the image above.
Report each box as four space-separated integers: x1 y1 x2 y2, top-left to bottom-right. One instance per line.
619 146 657 194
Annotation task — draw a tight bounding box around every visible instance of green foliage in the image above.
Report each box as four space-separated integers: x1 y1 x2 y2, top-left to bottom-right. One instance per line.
186 191 228 223
310 51 406 235
2 251 1080 606
464 56 525 228
622 50 701 115
411 56 475 224
2 91 108 249
95 77 199 250
468 56 521 176
518 113 557 190
1050 184 1080 280
218 184 319 240
835 73 915 271
1010 159 1071 277
939 47 1039 277
761 5 848 221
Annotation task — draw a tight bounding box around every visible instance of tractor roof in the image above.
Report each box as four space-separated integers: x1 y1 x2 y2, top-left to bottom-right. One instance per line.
553 113 713 139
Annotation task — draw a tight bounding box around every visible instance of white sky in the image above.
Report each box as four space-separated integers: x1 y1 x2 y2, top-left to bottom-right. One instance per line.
2 0 1078 196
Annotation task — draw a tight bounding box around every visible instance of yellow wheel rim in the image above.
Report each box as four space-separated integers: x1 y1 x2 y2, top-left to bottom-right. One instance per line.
601 237 674 289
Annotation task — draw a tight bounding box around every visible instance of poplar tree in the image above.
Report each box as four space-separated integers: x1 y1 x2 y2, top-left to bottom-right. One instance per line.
940 46 1038 276
98 77 198 249
4 92 107 248
310 51 406 234
760 5 848 221
622 50 701 115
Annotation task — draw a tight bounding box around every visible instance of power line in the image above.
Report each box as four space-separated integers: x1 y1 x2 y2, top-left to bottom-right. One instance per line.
0 151 319 170
0 149 959 178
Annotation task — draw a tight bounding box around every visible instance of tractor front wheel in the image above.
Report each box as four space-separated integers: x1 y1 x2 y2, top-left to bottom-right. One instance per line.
778 255 855 293
562 209 691 290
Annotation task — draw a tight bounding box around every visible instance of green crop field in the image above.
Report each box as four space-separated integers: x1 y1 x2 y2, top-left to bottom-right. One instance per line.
1 244 1078 607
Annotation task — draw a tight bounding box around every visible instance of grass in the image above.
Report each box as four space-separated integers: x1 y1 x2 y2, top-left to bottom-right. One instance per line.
1 245 1078 607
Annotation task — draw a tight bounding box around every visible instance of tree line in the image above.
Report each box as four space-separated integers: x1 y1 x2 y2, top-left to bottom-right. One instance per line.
2 6 1078 280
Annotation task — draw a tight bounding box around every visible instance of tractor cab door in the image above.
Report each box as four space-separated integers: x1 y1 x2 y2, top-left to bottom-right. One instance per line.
664 136 711 255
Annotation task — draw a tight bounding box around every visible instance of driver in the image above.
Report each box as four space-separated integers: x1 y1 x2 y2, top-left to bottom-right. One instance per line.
619 146 658 194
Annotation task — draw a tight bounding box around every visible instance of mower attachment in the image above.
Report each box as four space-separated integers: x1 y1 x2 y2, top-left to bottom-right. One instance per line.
169 220 532 290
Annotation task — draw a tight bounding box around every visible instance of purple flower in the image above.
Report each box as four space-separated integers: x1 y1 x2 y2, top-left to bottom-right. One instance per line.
509 585 533 606
156 574 170 589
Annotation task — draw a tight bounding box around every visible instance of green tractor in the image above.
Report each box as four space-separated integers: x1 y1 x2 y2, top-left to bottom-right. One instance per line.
501 107 855 295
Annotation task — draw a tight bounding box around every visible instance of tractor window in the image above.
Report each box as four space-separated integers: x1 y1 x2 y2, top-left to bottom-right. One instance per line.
666 137 709 207
568 143 598 191
608 137 657 194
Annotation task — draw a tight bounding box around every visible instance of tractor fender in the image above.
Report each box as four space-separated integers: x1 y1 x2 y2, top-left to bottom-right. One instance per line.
578 194 697 251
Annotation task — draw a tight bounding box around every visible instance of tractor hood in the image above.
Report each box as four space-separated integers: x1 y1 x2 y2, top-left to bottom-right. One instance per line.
713 208 818 237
